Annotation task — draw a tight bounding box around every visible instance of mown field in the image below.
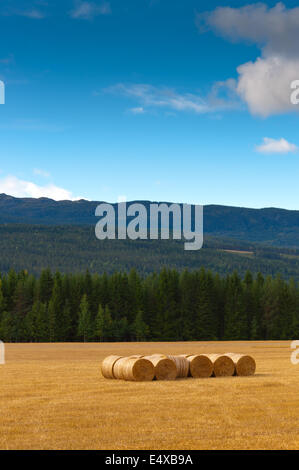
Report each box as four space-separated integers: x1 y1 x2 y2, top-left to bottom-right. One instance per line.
0 341 298 450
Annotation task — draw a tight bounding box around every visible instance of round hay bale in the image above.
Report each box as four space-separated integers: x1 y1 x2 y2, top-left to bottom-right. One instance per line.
113 356 129 380
121 357 155 382
184 354 213 378
224 353 256 376
101 355 123 379
205 354 235 377
144 355 177 380
127 355 144 359
168 355 189 378
149 354 166 357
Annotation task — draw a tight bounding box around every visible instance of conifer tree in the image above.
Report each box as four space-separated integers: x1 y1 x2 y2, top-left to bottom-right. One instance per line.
0 311 13 341
132 310 149 341
78 294 93 342
224 271 247 340
95 304 105 341
196 269 218 340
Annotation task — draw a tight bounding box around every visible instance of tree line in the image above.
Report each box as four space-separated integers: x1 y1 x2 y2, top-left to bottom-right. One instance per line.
0 267 298 342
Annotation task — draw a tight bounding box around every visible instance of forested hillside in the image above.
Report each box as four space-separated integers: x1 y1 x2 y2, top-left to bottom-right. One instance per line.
1 194 299 247
1 196 298 343
0 224 299 280
0 268 298 342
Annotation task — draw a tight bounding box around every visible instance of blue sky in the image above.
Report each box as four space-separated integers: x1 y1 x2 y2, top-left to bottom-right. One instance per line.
0 0 299 209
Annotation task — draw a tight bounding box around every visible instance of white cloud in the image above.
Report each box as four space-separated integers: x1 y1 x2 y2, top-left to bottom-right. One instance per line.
70 1 111 20
33 168 51 178
237 56 299 117
107 84 209 113
0 119 66 132
256 137 298 154
0 54 14 65
199 3 299 117
0 175 81 201
20 9 45 19
106 83 240 115
129 107 145 114
1 8 46 19
117 195 127 203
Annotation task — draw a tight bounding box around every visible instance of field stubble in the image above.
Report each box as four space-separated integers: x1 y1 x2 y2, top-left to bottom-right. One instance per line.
0 341 298 450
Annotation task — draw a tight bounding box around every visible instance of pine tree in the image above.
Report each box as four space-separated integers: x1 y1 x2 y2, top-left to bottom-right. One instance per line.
262 276 281 339
95 304 105 341
179 270 197 340
35 302 49 342
224 271 247 340
0 311 13 341
196 269 218 340
59 300 72 341
132 310 149 341
251 315 259 340
12 279 32 342
78 294 93 342
116 316 129 341
38 268 53 304
48 298 56 342
95 304 115 341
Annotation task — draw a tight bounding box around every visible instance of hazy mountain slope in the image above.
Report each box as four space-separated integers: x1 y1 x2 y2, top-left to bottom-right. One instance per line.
0 194 298 247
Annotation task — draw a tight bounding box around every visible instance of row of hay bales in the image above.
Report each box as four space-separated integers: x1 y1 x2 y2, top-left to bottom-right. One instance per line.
101 353 256 382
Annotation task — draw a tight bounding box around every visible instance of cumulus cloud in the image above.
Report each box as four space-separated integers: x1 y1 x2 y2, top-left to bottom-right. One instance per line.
0 175 81 201
237 56 299 116
198 3 299 117
256 137 298 154
70 1 111 20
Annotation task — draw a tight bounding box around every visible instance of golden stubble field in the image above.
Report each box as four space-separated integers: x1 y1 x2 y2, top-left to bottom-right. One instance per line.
0 341 298 450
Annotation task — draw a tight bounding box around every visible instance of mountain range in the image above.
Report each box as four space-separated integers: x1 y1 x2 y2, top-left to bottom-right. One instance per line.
0 193 298 248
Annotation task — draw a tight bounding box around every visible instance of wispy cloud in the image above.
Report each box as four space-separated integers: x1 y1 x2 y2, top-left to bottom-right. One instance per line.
0 175 82 201
19 9 46 19
117 195 127 203
33 168 51 178
129 107 146 115
0 1 112 20
0 54 15 65
70 1 111 20
0 119 66 132
256 137 298 154
0 6 46 19
105 83 240 115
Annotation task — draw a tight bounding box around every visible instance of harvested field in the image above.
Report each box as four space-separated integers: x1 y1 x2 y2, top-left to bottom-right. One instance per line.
0 341 298 450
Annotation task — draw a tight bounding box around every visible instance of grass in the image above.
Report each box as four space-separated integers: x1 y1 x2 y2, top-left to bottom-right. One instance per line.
0 341 298 450
222 249 254 256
